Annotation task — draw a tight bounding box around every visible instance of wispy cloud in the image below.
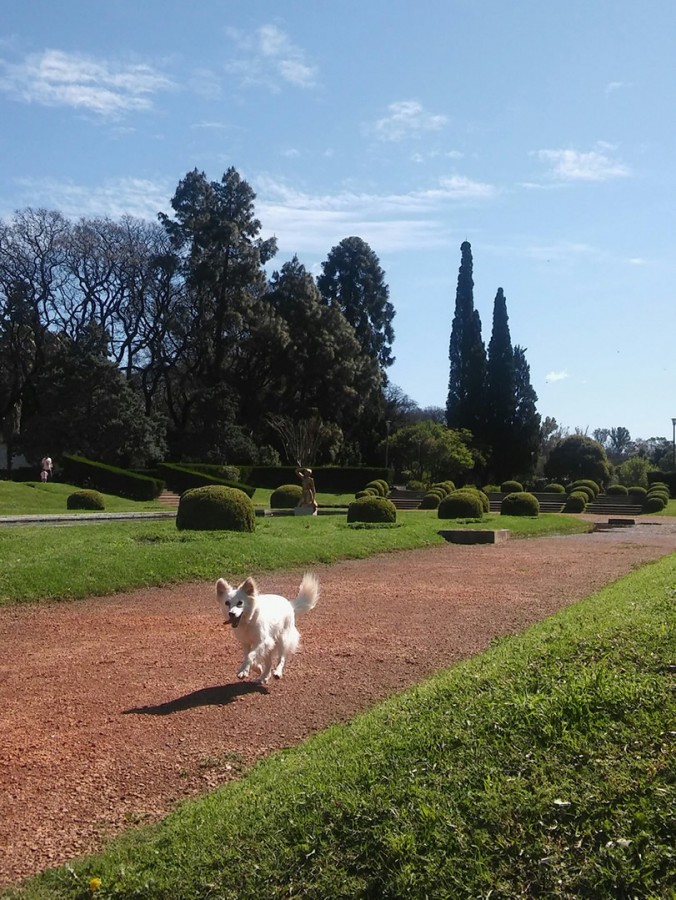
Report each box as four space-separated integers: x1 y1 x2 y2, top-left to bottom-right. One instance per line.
535 144 630 181
255 173 495 253
373 100 448 141
545 370 570 383
226 24 318 91
11 175 173 220
0 49 174 118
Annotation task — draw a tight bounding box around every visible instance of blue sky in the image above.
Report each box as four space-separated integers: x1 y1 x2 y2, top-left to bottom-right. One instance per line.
2 0 675 442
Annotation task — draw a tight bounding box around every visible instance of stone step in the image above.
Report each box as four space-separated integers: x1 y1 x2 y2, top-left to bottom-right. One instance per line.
157 490 181 507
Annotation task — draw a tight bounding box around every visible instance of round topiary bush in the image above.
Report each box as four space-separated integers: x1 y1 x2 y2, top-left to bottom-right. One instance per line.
481 484 501 494
347 496 397 524
628 486 647 500
419 492 441 509
365 480 386 497
564 491 588 513
440 480 456 493
438 490 483 520
500 491 540 517
571 479 600 497
606 484 629 495
355 488 380 499
569 483 595 502
176 485 255 532
544 482 565 493
644 495 666 513
647 490 669 504
501 480 523 493
67 489 105 510
270 484 303 508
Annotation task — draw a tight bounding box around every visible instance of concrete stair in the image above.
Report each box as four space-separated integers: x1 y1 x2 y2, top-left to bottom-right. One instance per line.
157 489 181 508
387 488 425 510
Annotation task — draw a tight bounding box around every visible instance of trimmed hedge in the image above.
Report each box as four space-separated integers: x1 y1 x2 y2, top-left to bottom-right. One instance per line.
500 480 523 493
606 484 629 495
565 491 588 513
238 466 392 493
500 491 540 517
61 454 163 501
347 496 397 524
67 489 105 510
270 484 303 508
176 486 255 532
544 482 566 493
438 491 483 520
158 463 255 498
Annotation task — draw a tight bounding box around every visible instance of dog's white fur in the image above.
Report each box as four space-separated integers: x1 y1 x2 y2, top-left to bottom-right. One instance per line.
215 573 319 683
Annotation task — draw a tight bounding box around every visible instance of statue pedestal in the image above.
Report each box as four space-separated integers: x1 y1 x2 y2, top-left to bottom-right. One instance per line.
294 505 318 516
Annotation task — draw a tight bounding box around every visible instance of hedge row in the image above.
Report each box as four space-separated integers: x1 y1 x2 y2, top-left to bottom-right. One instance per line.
61 454 164 501
157 463 255 498
236 466 393 493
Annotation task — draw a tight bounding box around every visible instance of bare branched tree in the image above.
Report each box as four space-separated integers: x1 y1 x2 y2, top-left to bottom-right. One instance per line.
266 413 324 466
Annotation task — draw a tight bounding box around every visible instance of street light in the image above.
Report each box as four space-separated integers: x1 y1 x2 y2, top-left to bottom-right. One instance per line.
672 417 676 469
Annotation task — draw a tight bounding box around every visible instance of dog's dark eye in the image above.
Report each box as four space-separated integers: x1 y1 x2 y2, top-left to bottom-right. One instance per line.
236 600 243 607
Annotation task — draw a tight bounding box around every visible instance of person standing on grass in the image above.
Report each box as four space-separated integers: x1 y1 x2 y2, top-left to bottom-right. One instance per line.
40 456 53 482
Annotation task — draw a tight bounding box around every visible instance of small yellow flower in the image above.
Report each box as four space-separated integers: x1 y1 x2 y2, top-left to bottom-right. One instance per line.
89 877 102 892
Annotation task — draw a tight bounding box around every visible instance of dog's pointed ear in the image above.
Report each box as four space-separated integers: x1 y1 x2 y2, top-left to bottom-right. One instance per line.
241 577 257 596
216 578 230 596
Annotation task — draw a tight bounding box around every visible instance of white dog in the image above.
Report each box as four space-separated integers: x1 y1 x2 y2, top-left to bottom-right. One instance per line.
215 573 319 683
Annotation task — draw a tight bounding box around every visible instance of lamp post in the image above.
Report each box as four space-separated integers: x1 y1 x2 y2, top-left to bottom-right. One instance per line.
385 420 391 470
672 417 676 469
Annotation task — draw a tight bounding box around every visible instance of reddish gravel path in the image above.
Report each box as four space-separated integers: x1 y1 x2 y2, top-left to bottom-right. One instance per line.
1 518 675 887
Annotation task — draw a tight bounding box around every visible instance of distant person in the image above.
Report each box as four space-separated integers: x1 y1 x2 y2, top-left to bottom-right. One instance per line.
40 456 53 483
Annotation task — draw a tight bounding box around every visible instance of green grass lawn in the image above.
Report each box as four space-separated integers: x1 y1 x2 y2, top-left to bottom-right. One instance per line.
0 507 592 607
6 553 674 899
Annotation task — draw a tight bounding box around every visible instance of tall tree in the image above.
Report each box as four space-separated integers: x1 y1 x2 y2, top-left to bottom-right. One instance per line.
317 236 395 373
157 168 277 457
485 287 516 479
510 345 541 480
264 256 383 450
446 241 486 438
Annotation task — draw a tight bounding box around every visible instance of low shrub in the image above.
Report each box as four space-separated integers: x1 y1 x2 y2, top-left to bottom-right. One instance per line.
606 484 629 495
481 484 501 494
569 484 595 502
419 493 441 509
270 484 303 508
365 480 387 497
543 482 565 493
644 496 666 513
565 491 588 513
66 489 105 510
628 486 647 500
646 490 669 505
570 479 600 497
406 480 426 491
438 490 483 520
500 480 523 493
500 491 539 517
347 496 397 524
355 488 379 499
176 485 255 532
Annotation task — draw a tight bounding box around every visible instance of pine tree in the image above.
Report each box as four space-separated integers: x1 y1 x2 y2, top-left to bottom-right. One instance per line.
446 241 486 438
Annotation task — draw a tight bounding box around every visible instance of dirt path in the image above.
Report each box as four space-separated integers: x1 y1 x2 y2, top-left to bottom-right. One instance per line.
1 519 675 887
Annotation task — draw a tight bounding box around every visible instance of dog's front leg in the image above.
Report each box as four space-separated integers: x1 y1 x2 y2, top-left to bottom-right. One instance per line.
237 648 259 679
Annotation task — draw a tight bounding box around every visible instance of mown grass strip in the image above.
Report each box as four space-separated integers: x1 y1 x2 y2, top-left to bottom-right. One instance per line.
6 554 674 899
0 512 591 607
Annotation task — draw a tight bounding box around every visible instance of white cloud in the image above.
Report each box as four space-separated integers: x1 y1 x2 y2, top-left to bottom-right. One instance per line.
12 175 173 221
226 24 318 91
545 370 570 383
535 145 630 181
254 173 495 254
0 49 174 118
374 100 448 142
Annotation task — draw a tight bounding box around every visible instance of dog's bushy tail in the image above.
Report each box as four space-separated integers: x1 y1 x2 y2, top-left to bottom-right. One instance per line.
293 572 319 614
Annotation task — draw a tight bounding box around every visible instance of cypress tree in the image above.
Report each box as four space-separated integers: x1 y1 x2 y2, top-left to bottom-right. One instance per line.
510 345 541 479
485 287 516 480
446 241 486 437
